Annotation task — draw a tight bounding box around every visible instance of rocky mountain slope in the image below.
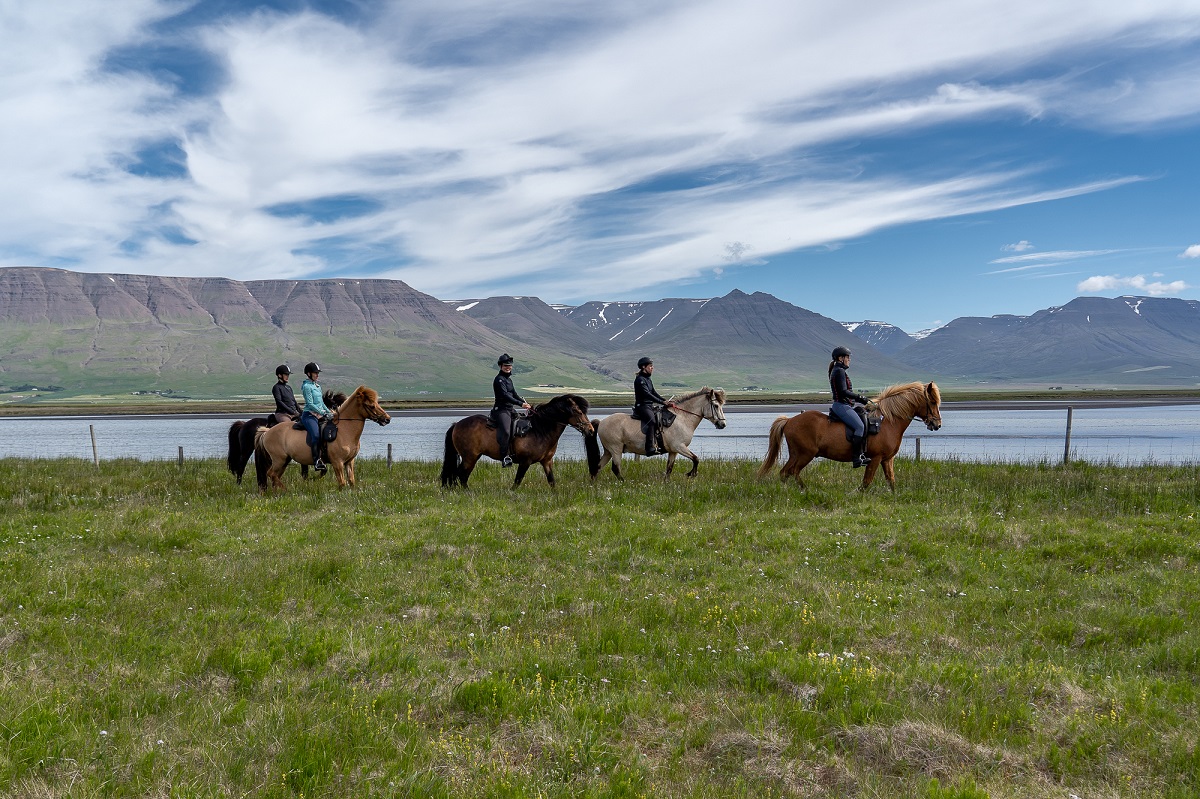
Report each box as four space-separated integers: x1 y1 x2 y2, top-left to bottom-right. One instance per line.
843 320 917 355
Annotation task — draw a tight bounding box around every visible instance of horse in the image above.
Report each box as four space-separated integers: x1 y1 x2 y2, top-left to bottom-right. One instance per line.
254 386 391 490
440 394 599 489
226 390 345 484
591 387 727 480
757 381 941 491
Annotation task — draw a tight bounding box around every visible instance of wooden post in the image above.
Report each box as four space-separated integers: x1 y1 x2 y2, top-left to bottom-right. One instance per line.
1063 406 1074 464
914 437 921 462
178 446 184 466
387 443 393 468
89 424 99 467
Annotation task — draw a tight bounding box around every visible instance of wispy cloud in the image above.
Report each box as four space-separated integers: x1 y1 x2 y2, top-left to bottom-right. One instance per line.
990 249 1120 265
1002 240 1035 252
1077 273 1191 295
2 0 1200 301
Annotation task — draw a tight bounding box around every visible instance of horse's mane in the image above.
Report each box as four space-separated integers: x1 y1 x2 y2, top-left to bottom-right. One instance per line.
874 382 939 419
532 393 589 426
674 386 725 403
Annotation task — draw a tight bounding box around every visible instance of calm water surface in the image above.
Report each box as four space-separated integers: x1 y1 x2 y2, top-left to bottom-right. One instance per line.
2 404 1198 465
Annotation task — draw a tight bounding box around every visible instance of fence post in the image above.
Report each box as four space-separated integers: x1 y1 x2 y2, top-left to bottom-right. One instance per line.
914 437 921 462
387 443 393 468
178 446 184 466
89 424 99 467
1063 406 1073 464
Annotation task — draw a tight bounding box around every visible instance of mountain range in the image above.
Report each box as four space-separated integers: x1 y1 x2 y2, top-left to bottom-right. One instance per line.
1 266 1197 401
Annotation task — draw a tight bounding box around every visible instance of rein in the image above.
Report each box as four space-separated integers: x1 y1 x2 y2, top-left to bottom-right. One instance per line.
669 397 716 421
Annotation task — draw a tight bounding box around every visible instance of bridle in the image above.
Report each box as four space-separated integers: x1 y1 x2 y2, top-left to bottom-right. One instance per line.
667 391 723 424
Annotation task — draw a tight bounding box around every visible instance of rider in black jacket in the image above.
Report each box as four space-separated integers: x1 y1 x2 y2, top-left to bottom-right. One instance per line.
491 353 531 467
271 364 300 425
632 356 673 456
829 346 870 467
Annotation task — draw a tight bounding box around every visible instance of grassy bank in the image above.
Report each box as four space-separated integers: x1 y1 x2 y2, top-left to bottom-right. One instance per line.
1 458 1197 798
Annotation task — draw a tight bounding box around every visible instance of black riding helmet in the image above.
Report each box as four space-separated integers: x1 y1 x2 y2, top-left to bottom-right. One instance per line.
832 346 852 360
304 361 321 375
637 356 652 369
275 364 291 376
497 353 513 366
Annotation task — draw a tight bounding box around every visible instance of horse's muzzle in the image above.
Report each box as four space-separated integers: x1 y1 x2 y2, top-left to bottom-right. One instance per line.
925 418 941 431
715 420 727 430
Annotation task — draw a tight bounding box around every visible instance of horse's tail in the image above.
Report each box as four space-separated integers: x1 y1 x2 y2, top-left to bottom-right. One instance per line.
227 421 245 478
439 424 461 488
756 415 790 478
253 427 271 490
584 419 602 478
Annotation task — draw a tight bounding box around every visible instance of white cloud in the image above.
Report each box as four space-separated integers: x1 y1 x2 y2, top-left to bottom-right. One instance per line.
1003 240 1035 252
1077 274 1190 295
1181 245 1200 258
2 0 1200 299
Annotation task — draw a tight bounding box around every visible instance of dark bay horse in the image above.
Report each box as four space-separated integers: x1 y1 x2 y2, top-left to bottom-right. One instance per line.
757 381 942 490
441 394 599 489
226 390 344 483
254 386 391 490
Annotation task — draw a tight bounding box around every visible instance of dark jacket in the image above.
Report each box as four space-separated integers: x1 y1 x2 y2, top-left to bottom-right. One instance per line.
633 371 668 421
830 364 866 405
272 381 300 418
492 371 525 409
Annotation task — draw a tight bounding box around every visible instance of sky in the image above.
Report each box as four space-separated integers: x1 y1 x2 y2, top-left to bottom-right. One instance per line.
2 0 1200 333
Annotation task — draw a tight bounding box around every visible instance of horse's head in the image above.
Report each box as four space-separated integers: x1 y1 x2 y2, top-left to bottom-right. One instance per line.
706 388 727 430
922 382 942 431
340 385 391 426
538 394 593 435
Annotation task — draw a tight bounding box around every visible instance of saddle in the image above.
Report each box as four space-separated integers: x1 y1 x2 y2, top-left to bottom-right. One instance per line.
828 405 883 443
638 405 675 452
485 409 531 437
292 417 338 458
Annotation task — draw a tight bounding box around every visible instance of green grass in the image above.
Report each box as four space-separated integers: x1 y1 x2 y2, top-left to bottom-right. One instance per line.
1 457 1197 797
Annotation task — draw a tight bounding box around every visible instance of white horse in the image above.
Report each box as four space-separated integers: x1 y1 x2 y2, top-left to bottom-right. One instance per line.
592 387 726 479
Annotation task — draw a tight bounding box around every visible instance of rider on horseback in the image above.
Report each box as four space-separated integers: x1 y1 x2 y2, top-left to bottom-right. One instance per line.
492 353 531 467
632 357 675 456
271 364 300 426
300 361 332 474
829 346 870 468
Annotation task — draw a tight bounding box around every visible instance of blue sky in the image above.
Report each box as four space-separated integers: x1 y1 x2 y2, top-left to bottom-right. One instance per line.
2 0 1199 332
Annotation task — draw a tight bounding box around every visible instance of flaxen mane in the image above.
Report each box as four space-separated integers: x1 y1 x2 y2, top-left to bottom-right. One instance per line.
674 387 725 404
875 382 939 420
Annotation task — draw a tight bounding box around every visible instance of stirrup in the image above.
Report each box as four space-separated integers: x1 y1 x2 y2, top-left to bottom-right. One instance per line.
502 456 514 468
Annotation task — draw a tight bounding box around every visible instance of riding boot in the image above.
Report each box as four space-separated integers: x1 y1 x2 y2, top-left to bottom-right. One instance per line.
851 436 868 468
311 443 327 474
644 432 660 456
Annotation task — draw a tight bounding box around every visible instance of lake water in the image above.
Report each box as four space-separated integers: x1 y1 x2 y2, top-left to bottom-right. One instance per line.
2 404 1198 465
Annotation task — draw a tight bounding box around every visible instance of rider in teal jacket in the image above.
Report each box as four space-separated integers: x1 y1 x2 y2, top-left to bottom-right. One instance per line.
300 361 332 473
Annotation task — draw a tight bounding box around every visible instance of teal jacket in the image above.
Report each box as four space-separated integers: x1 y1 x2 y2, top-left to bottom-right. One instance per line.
301 379 331 416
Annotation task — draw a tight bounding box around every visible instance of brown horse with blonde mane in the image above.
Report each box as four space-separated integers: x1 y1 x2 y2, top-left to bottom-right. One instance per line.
254 385 391 490
226 390 345 484
757 381 942 490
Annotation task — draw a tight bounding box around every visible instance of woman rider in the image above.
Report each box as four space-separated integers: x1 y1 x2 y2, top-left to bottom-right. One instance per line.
491 353 531 467
829 346 870 468
300 361 333 474
632 356 674 456
271 364 300 426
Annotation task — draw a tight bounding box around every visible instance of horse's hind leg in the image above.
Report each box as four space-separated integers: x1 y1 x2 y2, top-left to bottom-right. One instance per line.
782 451 817 486
540 460 555 488
459 455 479 488
860 459 883 492
664 453 677 477
595 449 613 481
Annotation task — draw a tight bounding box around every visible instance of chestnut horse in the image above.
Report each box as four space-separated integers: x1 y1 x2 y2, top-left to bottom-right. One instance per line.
757 381 942 490
440 394 599 489
254 386 391 490
226 390 344 484
591 387 727 480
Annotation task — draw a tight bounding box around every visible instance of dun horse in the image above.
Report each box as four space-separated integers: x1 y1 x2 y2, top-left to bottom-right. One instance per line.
254 386 391 490
227 390 344 484
441 394 598 489
757 381 942 490
591 387 727 479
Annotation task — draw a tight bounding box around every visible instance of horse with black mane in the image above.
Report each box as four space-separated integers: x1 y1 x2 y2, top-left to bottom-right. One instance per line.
441 393 599 489
757 381 942 491
226 390 345 483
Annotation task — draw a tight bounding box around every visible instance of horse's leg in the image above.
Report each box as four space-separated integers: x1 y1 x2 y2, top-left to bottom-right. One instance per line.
460 455 479 488
346 458 357 488
540 460 555 488
859 460 881 491
782 451 817 487
331 459 347 489
268 457 288 491
595 448 612 481
676 445 700 478
664 452 677 477
512 462 531 489
881 457 897 491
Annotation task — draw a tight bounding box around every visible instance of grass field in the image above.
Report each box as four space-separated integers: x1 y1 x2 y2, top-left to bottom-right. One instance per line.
1 456 1197 798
